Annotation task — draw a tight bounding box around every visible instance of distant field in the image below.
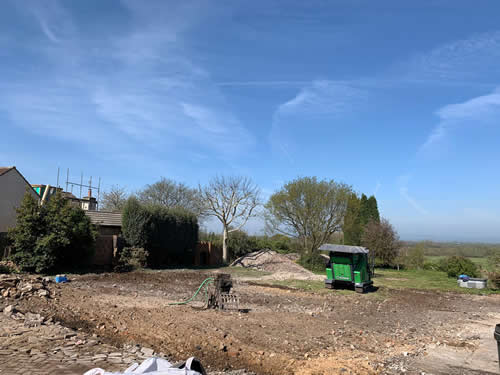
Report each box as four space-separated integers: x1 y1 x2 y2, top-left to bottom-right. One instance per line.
425 255 489 268
404 241 500 258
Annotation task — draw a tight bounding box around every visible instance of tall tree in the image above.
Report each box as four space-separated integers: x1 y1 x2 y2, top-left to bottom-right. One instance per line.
361 218 401 266
366 195 380 223
138 177 204 218
359 194 370 226
343 193 362 245
199 176 260 263
265 177 351 254
101 185 128 212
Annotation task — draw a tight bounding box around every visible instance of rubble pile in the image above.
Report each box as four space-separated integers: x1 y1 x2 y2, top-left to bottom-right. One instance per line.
230 250 323 281
0 274 54 300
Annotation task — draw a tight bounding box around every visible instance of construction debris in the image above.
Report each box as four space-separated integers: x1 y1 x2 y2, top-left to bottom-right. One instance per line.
230 250 323 281
0 274 54 300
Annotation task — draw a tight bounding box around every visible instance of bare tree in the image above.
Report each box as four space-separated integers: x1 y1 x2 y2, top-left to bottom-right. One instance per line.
138 177 204 218
101 185 128 212
199 176 260 263
265 177 351 253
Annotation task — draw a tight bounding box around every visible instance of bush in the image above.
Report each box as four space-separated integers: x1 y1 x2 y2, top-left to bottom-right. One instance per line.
298 252 328 273
114 247 149 272
8 191 96 273
122 198 199 267
403 244 425 270
422 261 440 271
440 256 479 278
485 252 500 289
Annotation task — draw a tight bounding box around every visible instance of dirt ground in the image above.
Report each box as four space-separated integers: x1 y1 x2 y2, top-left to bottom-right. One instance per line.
8 269 500 374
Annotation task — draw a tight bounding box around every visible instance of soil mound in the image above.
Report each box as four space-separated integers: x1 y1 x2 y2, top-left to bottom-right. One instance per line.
230 250 323 281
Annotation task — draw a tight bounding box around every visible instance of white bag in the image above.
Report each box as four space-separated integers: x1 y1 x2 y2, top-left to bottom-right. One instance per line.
83 357 206 375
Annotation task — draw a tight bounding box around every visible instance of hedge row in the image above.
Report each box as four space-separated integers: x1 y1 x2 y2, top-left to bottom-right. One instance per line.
121 198 199 267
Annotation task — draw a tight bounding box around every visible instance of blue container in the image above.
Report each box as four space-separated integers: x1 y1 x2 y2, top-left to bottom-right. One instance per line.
55 275 68 283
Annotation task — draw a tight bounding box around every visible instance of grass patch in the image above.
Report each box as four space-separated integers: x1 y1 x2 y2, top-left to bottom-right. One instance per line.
374 268 499 295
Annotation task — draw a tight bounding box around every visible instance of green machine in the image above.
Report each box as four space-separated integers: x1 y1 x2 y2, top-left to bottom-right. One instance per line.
319 244 374 293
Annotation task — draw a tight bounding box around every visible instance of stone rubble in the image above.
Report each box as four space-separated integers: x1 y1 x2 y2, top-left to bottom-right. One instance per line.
0 274 54 300
0 302 253 375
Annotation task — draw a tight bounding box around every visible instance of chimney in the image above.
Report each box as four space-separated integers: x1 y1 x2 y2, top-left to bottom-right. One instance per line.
88 188 92 198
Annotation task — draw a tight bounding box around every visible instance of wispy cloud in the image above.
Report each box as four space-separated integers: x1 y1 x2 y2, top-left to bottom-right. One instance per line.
269 80 365 160
401 30 500 84
216 80 309 87
0 0 254 164
275 80 364 116
398 174 428 215
419 87 500 154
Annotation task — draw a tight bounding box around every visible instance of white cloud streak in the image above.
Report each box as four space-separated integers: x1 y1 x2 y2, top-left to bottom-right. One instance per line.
420 87 500 153
402 31 500 84
0 0 254 163
269 80 365 160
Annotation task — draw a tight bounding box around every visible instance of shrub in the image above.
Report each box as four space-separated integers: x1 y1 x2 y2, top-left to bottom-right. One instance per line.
485 252 500 289
122 198 199 267
403 244 425 270
441 256 479 278
8 191 96 273
422 261 440 271
114 247 149 272
298 252 328 273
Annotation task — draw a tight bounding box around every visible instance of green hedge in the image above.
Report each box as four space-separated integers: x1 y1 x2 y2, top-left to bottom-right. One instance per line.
122 198 199 267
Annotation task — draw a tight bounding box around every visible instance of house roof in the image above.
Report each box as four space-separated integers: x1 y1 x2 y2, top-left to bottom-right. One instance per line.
0 166 39 197
319 244 369 254
0 167 15 177
85 211 122 227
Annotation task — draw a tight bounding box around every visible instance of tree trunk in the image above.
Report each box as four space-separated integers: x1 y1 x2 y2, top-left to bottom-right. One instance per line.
222 226 228 264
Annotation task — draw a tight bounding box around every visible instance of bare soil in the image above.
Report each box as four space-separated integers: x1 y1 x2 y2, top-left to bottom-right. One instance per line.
11 269 500 374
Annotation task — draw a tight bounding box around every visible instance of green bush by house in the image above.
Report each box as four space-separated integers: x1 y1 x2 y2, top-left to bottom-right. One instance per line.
122 197 199 267
8 190 96 273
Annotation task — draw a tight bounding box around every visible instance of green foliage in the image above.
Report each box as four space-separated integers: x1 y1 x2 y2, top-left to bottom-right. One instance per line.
224 230 258 260
403 243 426 270
298 251 328 273
366 196 380 223
114 247 149 272
422 261 441 271
122 198 199 267
266 176 351 253
361 218 400 267
485 252 500 289
121 197 152 249
440 256 479 278
343 193 362 246
8 191 96 273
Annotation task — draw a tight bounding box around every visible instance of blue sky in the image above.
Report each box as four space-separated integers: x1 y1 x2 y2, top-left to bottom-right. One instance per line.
1 0 500 242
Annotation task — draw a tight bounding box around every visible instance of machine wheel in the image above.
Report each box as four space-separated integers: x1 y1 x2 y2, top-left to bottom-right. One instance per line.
355 286 365 294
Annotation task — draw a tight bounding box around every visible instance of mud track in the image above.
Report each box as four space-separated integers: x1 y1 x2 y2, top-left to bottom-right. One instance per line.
15 270 500 374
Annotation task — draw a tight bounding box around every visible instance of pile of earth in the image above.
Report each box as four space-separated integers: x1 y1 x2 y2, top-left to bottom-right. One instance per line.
230 250 323 281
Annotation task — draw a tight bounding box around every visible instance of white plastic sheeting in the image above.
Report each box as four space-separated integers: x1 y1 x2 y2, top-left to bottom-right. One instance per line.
84 357 206 375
